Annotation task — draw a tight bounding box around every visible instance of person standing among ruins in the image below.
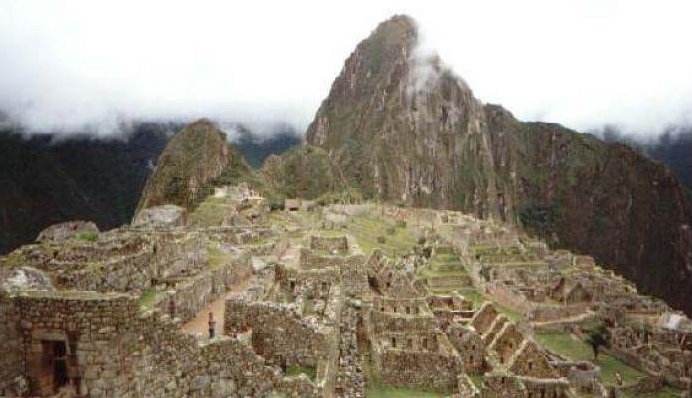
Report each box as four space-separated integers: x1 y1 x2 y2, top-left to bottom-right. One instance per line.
208 312 216 339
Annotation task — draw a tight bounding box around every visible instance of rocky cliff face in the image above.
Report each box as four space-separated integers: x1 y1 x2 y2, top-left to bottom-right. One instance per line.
306 15 692 314
136 119 245 214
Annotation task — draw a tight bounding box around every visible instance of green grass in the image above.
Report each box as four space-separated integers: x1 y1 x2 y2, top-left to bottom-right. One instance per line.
344 215 416 256
468 374 484 389
74 231 98 242
535 332 644 386
366 383 444 398
207 240 233 269
285 365 316 381
189 196 233 226
139 288 162 309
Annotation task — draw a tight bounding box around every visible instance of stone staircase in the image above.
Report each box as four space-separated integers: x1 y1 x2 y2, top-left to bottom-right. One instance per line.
335 305 365 397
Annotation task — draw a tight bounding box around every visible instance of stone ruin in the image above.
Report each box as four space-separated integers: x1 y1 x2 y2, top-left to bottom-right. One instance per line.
1 196 690 397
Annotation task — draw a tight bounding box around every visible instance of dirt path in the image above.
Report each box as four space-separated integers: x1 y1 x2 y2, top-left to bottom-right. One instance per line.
181 277 251 340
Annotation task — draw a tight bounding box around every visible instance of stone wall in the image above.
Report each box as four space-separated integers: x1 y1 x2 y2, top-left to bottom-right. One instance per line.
275 264 341 297
0 292 23 395
447 323 485 372
224 298 339 371
339 254 370 296
150 231 208 280
134 312 288 398
309 235 349 254
300 248 346 269
485 283 532 314
6 291 140 397
487 323 525 365
374 346 463 391
551 360 601 395
471 303 500 335
155 253 252 323
529 303 589 322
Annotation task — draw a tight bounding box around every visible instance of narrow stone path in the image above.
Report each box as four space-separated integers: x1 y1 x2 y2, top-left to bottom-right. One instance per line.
181 277 251 340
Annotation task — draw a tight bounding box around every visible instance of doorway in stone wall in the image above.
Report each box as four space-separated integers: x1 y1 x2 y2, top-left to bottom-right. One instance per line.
51 340 68 390
34 339 69 396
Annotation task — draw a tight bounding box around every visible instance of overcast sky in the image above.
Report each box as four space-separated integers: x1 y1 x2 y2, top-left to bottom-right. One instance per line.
1 0 691 137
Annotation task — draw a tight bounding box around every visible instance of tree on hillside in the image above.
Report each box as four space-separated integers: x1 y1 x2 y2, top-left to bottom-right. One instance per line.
585 323 611 360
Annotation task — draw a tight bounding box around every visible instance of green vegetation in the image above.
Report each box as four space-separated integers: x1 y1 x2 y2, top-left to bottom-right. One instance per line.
344 214 417 256
139 288 162 309
207 241 232 269
74 231 98 242
585 323 611 360
189 196 232 226
468 374 484 390
285 365 316 381
535 332 643 387
261 145 336 200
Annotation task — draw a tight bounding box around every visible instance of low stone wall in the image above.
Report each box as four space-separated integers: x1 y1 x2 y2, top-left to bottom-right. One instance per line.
551 360 601 395
53 250 153 292
521 376 572 398
529 303 589 322
309 235 349 254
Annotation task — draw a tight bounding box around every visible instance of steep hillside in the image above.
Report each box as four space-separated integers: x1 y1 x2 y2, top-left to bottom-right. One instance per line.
0 132 97 254
0 124 171 254
136 119 247 214
232 124 301 168
261 145 336 200
600 125 692 192
0 120 301 254
306 15 692 315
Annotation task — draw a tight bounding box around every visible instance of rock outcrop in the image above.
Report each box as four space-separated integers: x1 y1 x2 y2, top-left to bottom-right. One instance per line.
36 221 99 244
306 15 692 315
136 119 245 215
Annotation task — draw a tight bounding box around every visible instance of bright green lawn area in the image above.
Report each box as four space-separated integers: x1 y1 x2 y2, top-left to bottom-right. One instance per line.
535 332 644 386
366 383 444 398
345 215 416 256
285 365 316 381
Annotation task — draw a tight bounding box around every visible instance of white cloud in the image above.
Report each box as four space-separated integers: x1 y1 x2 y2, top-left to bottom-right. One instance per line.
1 0 691 136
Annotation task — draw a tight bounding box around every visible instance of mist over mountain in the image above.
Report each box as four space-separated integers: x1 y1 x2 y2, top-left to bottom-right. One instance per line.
305 15 692 315
0 121 300 254
597 125 692 192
